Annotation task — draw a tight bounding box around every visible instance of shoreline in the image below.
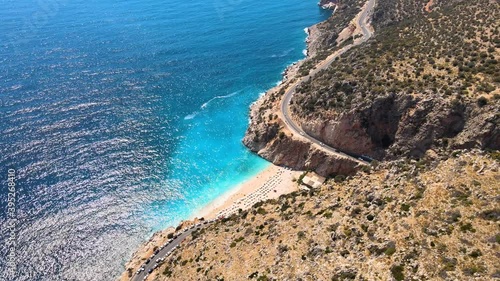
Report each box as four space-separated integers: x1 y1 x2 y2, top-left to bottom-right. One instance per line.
193 17 330 222
195 163 301 220
189 11 330 222
120 12 332 280
119 163 302 281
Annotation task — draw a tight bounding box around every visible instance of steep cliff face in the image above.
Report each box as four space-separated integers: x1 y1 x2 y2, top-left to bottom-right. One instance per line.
244 0 499 171
243 89 362 177
246 132 361 176
311 0 363 53
298 93 498 160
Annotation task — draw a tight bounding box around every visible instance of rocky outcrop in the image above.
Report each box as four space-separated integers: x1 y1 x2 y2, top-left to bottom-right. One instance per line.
319 0 338 10
254 133 361 176
297 92 499 160
243 90 362 177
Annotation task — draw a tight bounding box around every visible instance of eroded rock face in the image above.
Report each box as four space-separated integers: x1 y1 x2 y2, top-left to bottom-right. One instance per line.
243 92 361 177
256 134 361 176
301 93 406 159
244 86 498 175
298 92 498 160
319 0 338 10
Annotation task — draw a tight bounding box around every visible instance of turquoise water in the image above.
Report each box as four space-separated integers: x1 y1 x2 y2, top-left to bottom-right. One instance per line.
0 0 330 279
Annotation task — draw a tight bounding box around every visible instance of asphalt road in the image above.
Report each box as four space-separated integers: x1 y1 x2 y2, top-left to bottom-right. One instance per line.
131 3 376 280
132 221 212 281
280 0 376 165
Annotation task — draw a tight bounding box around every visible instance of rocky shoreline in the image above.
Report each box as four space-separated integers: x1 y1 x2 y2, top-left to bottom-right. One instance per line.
318 0 338 10
242 10 365 177
280 25 322 84
120 14 340 280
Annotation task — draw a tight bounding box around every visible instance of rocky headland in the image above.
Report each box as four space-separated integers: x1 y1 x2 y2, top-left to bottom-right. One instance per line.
123 0 499 280
244 0 499 177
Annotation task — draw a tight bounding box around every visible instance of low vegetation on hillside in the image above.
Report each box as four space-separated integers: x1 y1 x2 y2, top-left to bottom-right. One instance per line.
153 151 499 280
245 0 498 168
295 0 498 115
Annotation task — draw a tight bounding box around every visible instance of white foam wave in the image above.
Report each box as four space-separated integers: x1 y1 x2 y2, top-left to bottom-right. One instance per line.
184 112 198 120
184 91 240 121
201 91 239 109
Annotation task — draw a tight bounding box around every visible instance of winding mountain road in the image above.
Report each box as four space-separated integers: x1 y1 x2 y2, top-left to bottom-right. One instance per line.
130 3 376 280
280 0 376 165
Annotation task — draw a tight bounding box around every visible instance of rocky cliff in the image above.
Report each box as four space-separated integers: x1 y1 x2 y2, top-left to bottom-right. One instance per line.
298 92 499 160
124 0 499 280
318 0 338 10
244 0 499 174
243 90 361 176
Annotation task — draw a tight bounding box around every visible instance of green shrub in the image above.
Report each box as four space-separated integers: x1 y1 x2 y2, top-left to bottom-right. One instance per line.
334 175 346 183
391 265 405 281
460 222 476 233
477 96 488 107
385 246 396 256
401 204 411 212
256 207 267 215
468 249 482 258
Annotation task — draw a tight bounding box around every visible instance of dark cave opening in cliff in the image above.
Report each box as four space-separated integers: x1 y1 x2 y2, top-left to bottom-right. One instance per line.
381 134 393 148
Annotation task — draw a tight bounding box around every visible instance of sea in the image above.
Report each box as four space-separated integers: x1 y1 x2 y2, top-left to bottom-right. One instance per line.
0 0 330 280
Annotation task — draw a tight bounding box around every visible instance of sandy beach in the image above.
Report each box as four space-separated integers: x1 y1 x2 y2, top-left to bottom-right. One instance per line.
196 164 301 220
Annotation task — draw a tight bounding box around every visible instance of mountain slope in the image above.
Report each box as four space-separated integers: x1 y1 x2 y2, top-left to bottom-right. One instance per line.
152 150 499 280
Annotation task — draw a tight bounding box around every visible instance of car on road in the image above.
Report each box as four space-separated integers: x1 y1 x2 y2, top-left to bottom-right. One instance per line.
148 269 153 274
145 259 150 264
300 132 305 136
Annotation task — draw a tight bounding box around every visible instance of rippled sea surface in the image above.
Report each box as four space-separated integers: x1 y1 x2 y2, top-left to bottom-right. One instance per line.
0 0 329 280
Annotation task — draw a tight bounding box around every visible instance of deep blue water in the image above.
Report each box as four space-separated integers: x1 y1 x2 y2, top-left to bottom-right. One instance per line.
0 0 330 280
